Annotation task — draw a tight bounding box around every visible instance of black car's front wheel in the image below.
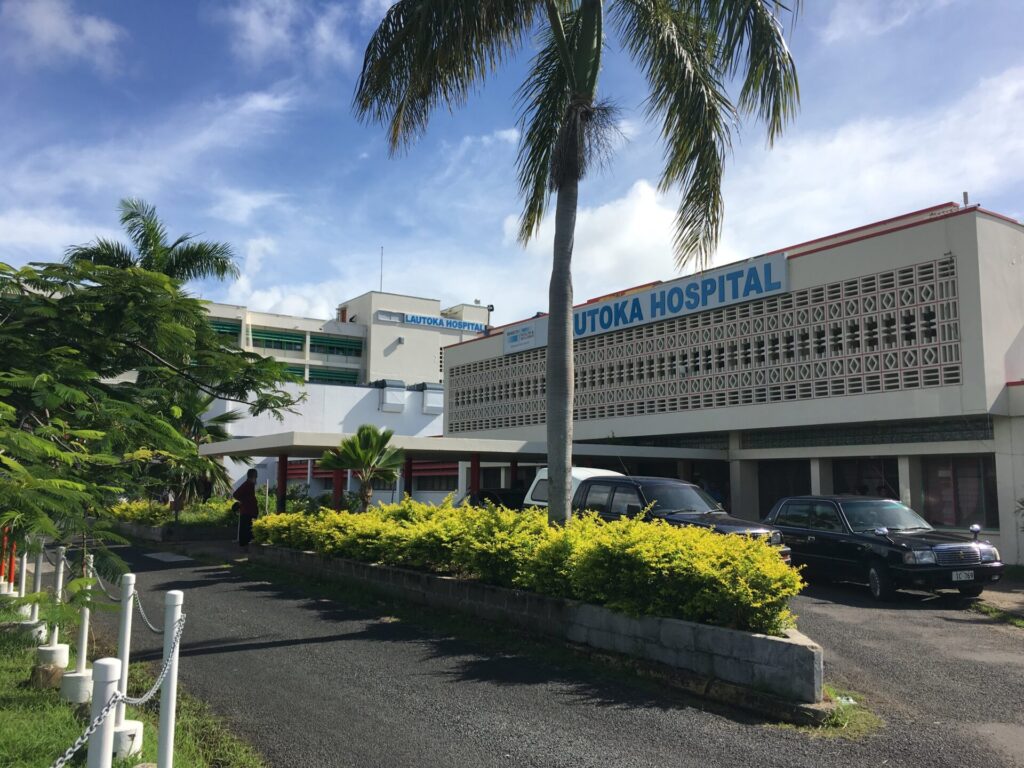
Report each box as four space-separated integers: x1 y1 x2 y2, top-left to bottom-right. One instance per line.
957 585 984 598
868 562 895 601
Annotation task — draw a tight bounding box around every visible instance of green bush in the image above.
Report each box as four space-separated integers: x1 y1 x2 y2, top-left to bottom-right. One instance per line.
107 497 236 527
252 498 803 635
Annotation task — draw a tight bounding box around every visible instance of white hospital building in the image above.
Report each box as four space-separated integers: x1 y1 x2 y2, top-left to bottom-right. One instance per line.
442 203 1024 564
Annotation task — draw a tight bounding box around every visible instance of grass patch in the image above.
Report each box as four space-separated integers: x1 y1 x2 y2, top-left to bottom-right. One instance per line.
0 602 265 768
973 601 1024 629
774 685 883 740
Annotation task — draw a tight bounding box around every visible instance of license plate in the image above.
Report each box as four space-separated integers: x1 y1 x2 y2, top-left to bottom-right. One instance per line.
952 570 975 582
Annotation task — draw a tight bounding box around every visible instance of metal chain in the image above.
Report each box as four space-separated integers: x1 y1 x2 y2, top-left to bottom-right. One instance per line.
134 591 164 633
42 547 58 567
123 615 186 706
47 613 186 768
90 567 122 602
49 691 122 768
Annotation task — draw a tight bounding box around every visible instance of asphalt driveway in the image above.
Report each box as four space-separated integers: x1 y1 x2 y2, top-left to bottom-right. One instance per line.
96 546 1024 768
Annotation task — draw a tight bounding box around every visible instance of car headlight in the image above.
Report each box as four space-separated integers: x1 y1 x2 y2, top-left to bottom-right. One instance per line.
980 545 1000 563
902 549 936 565
769 530 782 546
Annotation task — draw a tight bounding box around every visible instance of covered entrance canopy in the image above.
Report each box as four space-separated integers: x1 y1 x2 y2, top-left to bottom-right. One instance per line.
199 431 727 511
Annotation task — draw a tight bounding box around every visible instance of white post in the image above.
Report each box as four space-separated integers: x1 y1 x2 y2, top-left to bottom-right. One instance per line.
157 590 184 768
75 555 93 674
30 541 44 622
115 574 135 727
52 547 66 645
17 550 27 597
86 658 120 768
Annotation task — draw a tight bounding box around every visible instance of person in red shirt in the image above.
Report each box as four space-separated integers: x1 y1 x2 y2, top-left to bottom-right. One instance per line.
232 468 259 546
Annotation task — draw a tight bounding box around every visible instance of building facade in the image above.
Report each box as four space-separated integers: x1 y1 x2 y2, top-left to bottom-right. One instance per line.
443 203 1024 563
206 290 491 496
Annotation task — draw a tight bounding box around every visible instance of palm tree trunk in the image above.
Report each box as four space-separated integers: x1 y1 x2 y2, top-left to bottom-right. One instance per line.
546 174 578 525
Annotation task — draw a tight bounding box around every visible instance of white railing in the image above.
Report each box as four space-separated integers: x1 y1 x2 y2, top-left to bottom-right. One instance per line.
29 545 188 768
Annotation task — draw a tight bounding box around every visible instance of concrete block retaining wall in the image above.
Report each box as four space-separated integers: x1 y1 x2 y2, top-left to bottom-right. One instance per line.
111 519 234 542
251 544 823 703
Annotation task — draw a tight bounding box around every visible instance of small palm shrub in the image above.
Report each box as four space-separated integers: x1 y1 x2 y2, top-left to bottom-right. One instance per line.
253 499 803 635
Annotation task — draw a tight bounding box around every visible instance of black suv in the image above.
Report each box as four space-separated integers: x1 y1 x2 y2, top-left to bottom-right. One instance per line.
764 495 1005 600
571 476 791 562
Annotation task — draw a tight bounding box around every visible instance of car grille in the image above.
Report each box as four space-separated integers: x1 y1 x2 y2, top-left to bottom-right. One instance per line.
934 545 982 566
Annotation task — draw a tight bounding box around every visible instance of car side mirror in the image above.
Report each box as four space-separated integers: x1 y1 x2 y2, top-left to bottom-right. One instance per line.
969 523 981 541
873 527 890 536
625 503 643 518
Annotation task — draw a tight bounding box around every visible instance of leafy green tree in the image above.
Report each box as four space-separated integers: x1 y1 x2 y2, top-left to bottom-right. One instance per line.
64 197 239 282
0 260 298 572
353 0 799 523
318 424 405 511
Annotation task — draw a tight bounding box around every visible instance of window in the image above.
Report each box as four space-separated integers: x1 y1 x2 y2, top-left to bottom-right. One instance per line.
414 475 457 492
582 484 613 515
370 477 396 490
776 500 810 527
309 334 363 357
308 367 359 386
808 502 844 532
609 486 643 518
530 479 549 502
251 329 304 351
922 455 998 528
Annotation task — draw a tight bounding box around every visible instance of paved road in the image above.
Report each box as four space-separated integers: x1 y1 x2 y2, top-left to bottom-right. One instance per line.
100 546 1023 768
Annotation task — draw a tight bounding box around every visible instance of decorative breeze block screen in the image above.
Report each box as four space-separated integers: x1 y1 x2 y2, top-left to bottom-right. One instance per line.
446 258 961 433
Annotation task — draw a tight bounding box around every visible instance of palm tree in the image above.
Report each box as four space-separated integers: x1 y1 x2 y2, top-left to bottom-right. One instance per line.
354 1 799 524
65 197 238 282
318 424 405 511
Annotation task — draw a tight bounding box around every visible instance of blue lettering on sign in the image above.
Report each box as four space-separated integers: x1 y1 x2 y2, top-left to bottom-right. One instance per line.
504 252 787 355
403 313 485 333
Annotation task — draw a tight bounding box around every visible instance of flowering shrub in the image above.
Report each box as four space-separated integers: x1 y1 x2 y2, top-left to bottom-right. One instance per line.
253 498 803 635
107 497 236 527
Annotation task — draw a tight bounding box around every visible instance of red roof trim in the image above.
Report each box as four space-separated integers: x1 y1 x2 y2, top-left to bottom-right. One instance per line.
448 203 1022 351
766 202 959 256
1008 381 1024 387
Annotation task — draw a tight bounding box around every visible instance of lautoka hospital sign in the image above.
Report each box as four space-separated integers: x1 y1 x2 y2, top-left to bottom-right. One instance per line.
503 252 788 354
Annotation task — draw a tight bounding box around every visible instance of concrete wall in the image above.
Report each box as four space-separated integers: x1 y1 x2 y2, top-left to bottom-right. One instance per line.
252 544 823 704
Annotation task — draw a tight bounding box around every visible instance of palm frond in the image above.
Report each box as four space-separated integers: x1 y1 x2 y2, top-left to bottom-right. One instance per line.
163 241 239 282
514 9 577 243
64 239 138 270
699 0 800 143
611 0 735 269
354 0 542 154
119 197 168 267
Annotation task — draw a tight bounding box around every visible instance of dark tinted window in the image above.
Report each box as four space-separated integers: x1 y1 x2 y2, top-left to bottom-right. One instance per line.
530 479 548 503
776 500 810 527
841 500 932 532
610 486 643 518
808 502 844 532
583 484 613 515
640 482 719 514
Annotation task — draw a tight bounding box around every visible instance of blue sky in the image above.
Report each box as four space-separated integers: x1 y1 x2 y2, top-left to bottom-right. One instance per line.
1 0 1022 325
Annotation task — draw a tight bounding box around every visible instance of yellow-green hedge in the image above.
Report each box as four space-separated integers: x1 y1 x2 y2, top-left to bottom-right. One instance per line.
107 498 235 526
253 499 803 635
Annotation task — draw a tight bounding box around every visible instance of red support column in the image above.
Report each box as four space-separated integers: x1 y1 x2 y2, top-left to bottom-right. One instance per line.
509 460 518 489
0 527 7 580
332 469 344 511
276 455 288 513
404 457 414 499
470 453 481 495
6 540 16 588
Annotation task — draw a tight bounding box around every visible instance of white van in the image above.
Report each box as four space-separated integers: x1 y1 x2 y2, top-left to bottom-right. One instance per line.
524 467 623 508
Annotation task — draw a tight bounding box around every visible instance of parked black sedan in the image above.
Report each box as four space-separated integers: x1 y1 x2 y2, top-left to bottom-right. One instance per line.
571 475 791 562
764 495 1005 600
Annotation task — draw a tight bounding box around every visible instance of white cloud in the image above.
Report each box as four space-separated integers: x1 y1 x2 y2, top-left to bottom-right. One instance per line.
220 0 302 65
3 87 295 204
0 207 118 257
217 0 369 71
0 0 125 74
209 188 287 225
309 3 357 71
821 0 955 43
358 0 394 25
